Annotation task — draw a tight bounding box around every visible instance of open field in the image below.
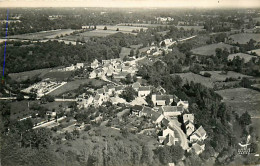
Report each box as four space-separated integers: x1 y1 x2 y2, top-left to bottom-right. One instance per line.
119 47 131 59
173 72 214 88
191 42 236 56
8 67 68 82
117 23 164 27
229 33 260 44
9 68 54 82
41 71 73 81
48 78 105 96
6 29 75 40
228 53 257 63
200 71 252 82
248 48 260 56
10 100 74 120
176 26 205 31
216 88 260 117
96 25 148 32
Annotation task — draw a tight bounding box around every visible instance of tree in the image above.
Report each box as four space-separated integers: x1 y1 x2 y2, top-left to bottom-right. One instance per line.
119 87 137 102
161 41 166 47
116 28 119 31
104 26 107 30
239 111 251 126
129 49 134 57
17 93 24 101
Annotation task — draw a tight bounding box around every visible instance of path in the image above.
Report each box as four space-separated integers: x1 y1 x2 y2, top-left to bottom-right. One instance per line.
168 120 189 150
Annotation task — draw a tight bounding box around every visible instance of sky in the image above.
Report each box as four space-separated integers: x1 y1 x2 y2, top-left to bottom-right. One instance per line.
0 0 259 8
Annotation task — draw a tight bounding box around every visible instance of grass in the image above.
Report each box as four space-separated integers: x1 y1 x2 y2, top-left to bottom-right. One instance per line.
191 43 236 56
176 26 205 31
200 71 252 82
8 68 54 82
48 78 105 96
216 88 260 117
229 33 260 44
41 71 73 81
174 72 214 88
228 53 257 63
119 47 131 59
248 48 260 56
7 29 75 40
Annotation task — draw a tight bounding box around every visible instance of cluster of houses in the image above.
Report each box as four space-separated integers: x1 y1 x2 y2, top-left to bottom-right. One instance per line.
89 59 138 80
58 63 84 71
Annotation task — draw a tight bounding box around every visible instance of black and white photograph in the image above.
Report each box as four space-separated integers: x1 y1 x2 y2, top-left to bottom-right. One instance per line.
0 0 259 166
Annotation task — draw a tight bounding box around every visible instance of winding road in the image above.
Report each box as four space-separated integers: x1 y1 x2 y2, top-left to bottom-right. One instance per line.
168 119 189 150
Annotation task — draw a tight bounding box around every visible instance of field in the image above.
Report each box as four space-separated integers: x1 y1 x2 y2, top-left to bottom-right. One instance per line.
10 100 74 120
191 43 236 56
41 71 73 81
216 88 260 117
119 47 131 59
117 23 164 27
248 48 260 56
48 78 105 96
173 72 214 88
228 53 256 63
175 26 205 31
96 25 148 32
7 29 75 40
9 68 54 82
200 71 252 82
229 33 260 44
8 67 68 82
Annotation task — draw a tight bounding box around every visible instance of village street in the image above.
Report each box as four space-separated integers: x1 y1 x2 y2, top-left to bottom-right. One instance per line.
168 119 189 150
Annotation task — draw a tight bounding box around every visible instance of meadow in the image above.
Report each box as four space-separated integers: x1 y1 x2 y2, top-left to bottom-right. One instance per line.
216 88 260 117
229 33 260 44
7 29 75 40
191 43 236 56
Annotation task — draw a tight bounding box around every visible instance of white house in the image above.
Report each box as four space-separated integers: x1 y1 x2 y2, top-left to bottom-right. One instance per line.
177 100 189 109
188 143 205 155
158 127 178 146
152 94 175 106
138 86 151 97
159 106 184 117
190 126 207 142
76 63 84 69
183 114 195 136
91 59 99 69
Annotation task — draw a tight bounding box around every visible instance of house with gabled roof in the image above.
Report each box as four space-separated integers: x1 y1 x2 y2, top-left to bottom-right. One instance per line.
156 85 166 94
91 59 99 69
138 86 151 97
151 94 174 106
139 106 153 117
158 127 178 146
183 114 195 136
188 142 205 155
132 82 141 91
159 106 184 117
151 111 164 124
190 126 207 142
177 100 189 109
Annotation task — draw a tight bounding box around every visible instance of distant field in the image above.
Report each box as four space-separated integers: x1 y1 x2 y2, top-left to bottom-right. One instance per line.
228 53 257 63
176 26 205 31
8 67 66 82
117 23 163 27
119 47 131 59
173 72 214 88
248 48 260 56
9 68 53 82
216 88 260 117
229 33 260 44
200 71 252 82
48 78 105 96
96 25 147 32
7 29 75 40
191 43 236 56
41 71 73 81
